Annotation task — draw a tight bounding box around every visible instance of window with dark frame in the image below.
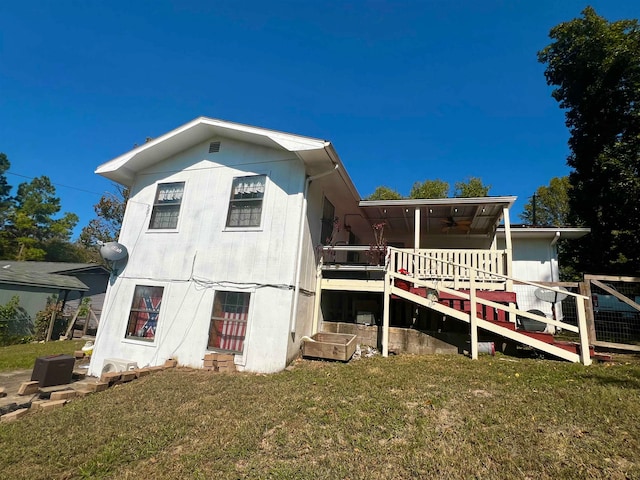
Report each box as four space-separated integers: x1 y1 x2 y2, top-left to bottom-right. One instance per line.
208 291 250 354
126 285 163 341
149 182 185 229
226 175 266 228
320 197 336 245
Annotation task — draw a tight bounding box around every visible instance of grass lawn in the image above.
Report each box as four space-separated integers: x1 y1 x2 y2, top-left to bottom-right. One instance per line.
1 352 639 479
0 340 85 371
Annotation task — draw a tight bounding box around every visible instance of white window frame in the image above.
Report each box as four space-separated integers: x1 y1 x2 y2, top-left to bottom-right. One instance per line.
207 289 253 360
225 174 267 230
123 284 165 345
148 181 185 230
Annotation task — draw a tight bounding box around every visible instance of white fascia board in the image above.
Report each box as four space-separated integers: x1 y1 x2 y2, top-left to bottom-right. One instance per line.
496 227 590 240
95 117 330 185
360 196 517 208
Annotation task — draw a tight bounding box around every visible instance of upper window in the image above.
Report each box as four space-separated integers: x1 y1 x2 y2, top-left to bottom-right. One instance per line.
208 291 250 354
149 182 185 229
126 285 164 341
226 175 266 228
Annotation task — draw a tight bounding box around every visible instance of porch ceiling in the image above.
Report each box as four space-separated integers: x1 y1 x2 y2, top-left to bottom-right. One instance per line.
358 197 516 237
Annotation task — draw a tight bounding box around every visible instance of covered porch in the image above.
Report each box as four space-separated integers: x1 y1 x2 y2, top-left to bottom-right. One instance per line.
317 196 516 289
310 197 594 365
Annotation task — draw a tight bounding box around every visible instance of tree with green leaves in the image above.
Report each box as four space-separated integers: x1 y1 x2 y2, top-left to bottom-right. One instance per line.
539 7 640 275
520 176 571 226
0 153 12 223
453 177 491 198
2 176 78 261
79 185 129 247
409 179 449 199
0 153 14 258
365 186 403 200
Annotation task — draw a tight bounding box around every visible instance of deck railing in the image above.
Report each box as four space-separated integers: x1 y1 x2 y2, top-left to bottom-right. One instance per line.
394 248 507 284
320 246 507 285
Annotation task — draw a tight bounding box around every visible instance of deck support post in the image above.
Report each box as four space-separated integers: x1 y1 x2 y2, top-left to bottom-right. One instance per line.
469 269 478 360
502 206 516 324
312 262 323 335
414 207 420 251
382 271 390 357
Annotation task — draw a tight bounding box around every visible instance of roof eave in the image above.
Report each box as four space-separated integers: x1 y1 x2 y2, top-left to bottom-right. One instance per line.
95 117 333 187
359 196 517 208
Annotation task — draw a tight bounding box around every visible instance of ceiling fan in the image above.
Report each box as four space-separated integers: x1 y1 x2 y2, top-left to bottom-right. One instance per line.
440 216 472 233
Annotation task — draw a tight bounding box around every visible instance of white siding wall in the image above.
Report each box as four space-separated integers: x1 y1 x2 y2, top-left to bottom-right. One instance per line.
498 236 559 322
90 137 311 375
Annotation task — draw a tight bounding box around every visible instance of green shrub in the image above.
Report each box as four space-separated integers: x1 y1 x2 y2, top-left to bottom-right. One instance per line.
0 296 33 346
33 299 66 341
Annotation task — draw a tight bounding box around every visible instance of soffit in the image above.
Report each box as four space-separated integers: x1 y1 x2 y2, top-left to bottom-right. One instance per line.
358 197 516 237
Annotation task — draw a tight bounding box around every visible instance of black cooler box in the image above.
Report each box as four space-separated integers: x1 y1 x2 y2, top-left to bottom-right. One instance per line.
31 354 75 387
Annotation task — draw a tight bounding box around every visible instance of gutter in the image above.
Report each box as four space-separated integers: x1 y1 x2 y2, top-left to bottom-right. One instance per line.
549 231 561 281
289 163 339 333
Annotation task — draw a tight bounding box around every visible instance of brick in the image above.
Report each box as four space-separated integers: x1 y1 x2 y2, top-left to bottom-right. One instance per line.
40 399 66 411
74 388 94 398
203 359 216 368
1 408 29 423
94 381 109 392
74 350 86 359
134 368 151 378
0 387 6 398
78 381 109 393
119 371 137 382
50 390 77 401
164 358 178 368
216 354 234 362
30 399 47 410
100 371 122 384
204 353 218 361
18 381 39 395
217 362 236 372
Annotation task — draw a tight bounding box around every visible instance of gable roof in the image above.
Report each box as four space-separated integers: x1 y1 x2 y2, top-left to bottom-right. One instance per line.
0 262 107 291
95 117 360 200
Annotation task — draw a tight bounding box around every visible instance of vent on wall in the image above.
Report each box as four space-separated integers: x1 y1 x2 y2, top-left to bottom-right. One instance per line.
209 141 221 153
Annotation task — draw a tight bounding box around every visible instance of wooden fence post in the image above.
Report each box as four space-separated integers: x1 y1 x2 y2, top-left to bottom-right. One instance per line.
45 309 57 342
578 280 597 344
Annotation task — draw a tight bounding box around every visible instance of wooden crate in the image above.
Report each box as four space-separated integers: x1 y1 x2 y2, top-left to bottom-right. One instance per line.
302 332 357 362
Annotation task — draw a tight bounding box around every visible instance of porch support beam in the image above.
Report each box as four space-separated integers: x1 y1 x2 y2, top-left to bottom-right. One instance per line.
312 263 323 335
382 271 390 357
469 269 478 360
414 207 420 251
503 206 513 290
502 206 516 323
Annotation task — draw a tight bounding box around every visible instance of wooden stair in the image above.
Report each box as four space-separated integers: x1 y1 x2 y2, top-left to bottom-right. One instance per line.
396 283 605 360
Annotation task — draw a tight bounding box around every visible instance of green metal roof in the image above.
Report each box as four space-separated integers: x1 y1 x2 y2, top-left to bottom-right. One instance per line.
0 261 104 291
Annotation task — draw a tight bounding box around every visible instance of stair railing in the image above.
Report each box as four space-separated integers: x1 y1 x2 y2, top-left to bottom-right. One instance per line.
386 247 592 365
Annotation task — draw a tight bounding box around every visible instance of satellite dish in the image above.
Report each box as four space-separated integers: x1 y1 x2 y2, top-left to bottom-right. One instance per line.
534 287 568 304
99 242 128 262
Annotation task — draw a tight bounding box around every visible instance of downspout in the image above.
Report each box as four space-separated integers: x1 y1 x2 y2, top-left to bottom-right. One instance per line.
289 163 339 333
549 231 561 281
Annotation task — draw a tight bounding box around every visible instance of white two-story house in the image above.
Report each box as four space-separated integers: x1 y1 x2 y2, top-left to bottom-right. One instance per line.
89 117 592 376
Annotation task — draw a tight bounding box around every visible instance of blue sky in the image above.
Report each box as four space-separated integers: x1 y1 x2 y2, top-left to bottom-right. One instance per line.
1 1 637 240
